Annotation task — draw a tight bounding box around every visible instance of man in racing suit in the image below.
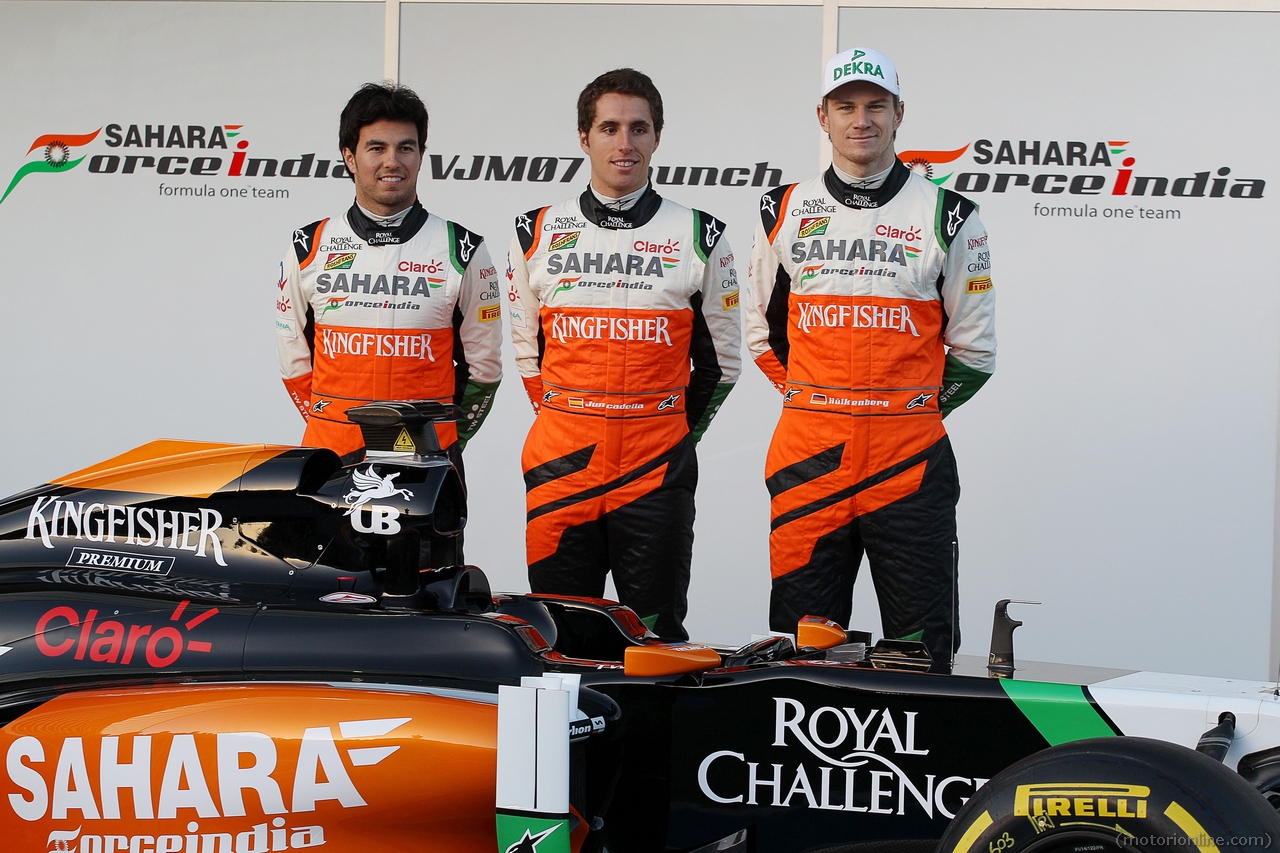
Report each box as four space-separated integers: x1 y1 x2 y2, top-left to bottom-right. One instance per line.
507 69 741 640
744 48 995 670
277 83 503 467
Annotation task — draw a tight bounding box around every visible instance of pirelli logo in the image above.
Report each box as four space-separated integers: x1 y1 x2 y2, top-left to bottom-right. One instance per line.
549 231 580 251
722 290 740 310
325 252 357 270
1014 784 1149 819
798 217 830 238
967 276 993 294
479 304 501 322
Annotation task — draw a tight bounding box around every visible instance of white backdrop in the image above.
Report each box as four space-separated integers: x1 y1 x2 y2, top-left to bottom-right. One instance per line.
2 0 1278 679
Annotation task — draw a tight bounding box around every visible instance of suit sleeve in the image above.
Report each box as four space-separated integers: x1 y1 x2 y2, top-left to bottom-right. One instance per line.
507 231 545 412
276 244 314 420
452 239 503 446
938 210 996 416
745 218 789 391
687 231 741 442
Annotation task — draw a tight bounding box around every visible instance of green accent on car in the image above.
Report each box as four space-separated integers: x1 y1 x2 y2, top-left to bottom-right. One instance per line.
897 629 924 642
1001 680 1116 746
640 614 660 631
690 383 734 443
495 811 569 853
456 380 500 449
939 355 991 417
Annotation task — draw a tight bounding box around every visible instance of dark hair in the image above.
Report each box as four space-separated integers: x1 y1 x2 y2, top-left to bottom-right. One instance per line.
576 69 664 137
339 82 429 154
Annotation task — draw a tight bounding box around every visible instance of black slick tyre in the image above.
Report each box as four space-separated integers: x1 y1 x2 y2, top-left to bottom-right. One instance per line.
938 737 1280 853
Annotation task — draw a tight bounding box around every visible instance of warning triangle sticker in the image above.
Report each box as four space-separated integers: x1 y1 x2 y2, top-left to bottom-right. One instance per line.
393 428 416 452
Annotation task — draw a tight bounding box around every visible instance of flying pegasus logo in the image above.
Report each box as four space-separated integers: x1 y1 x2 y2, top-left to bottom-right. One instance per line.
344 467 414 515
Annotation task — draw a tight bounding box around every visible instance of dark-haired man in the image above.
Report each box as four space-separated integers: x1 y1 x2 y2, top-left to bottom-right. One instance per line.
277 82 502 464
507 68 741 640
744 48 995 670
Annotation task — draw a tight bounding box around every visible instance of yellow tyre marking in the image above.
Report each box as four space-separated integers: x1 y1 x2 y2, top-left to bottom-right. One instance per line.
1164 801 1222 853
952 810 995 853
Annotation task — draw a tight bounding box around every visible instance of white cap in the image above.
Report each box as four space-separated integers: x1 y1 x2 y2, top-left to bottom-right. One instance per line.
821 47 899 99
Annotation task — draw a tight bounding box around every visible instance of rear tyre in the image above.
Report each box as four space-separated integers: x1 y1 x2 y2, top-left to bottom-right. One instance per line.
939 737 1280 853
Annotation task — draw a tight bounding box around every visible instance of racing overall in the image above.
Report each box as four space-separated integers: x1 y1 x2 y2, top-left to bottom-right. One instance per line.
508 186 741 639
745 161 995 668
276 201 503 462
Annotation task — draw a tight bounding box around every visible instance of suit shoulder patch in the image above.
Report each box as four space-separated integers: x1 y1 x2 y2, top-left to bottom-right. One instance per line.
759 184 793 237
448 221 485 274
516 206 548 258
934 189 977 251
292 218 327 268
693 210 727 263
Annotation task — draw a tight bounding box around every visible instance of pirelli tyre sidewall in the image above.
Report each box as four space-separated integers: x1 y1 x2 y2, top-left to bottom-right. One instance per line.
940 737 1280 853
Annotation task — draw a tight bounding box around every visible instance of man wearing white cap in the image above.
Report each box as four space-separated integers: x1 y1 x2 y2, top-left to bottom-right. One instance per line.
743 47 996 671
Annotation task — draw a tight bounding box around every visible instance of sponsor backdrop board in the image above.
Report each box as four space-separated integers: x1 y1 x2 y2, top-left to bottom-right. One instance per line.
836 7 1280 677
396 1 821 649
0 2 384 461
2 0 1278 678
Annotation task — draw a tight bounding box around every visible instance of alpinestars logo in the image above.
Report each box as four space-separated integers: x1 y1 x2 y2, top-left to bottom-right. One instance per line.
504 825 561 853
898 140 1264 199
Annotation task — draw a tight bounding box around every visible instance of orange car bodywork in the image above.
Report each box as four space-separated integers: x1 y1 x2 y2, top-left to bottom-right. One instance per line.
0 684 499 851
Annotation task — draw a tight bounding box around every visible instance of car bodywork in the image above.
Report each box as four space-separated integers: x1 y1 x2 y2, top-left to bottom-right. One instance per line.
0 431 1277 852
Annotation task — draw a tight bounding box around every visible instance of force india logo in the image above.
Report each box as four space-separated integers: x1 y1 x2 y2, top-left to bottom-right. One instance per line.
897 141 1264 199
8 718 411 851
697 698 988 819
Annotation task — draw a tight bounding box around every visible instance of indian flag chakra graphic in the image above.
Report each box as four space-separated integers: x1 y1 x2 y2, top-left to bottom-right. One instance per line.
0 128 102 204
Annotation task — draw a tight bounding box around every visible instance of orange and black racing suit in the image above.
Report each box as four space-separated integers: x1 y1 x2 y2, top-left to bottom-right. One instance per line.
744 161 995 668
507 186 741 639
276 201 503 463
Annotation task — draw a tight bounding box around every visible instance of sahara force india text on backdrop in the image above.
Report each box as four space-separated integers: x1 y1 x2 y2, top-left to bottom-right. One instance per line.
697 698 987 819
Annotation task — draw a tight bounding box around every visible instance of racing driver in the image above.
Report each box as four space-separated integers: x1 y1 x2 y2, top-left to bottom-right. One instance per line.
744 48 996 670
507 68 741 640
276 82 503 467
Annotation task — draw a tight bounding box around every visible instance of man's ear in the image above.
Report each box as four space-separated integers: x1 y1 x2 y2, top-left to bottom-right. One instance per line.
816 102 831 134
341 148 358 174
579 129 591 155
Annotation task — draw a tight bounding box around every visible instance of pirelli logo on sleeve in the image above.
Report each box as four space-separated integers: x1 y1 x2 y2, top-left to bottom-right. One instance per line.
1014 783 1149 818
966 276 993 294
722 290 740 310
479 305 501 322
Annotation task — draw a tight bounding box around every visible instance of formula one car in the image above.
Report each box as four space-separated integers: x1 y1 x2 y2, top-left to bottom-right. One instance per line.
0 402 1278 853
